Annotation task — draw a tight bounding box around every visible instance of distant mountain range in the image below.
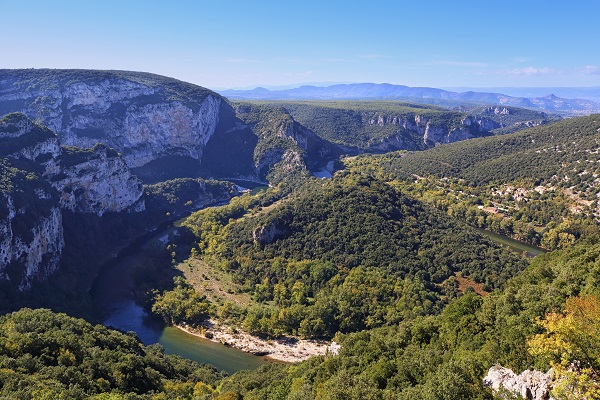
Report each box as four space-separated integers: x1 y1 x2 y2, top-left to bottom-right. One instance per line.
442 86 600 103
219 83 600 115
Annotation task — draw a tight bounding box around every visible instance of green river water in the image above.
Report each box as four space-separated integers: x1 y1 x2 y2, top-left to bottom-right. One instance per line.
475 228 547 258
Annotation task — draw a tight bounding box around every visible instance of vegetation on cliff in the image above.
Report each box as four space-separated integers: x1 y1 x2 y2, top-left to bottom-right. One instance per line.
6 238 600 399
0 113 57 158
0 69 219 112
260 101 558 151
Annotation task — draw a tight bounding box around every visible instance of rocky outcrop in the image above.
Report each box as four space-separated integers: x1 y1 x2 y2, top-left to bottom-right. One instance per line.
1 113 144 216
513 120 545 129
225 103 337 181
0 113 145 290
145 178 238 216
274 118 307 148
253 218 290 247
8 207 64 290
0 113 61 174
251 115 299 175
0 169 64 290
367 113 500 146
462 115 502 131
255 147 286 175
0 112 35 139
0 69 224 168
52 144 144 215
369 135 412 152
484 365 553 400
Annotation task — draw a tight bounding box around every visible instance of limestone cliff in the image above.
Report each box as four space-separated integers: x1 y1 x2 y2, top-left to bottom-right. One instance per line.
231 102 337 181
254 119 313 175
0 163 64 290
52 144 144 215
368 113 499 146
0 113 145 290
0 69 223 168
279 102 528 153
0 112 61 173
1 113 144 216
253 218 290 247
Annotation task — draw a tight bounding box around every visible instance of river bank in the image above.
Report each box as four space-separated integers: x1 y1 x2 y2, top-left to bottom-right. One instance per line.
176 320 340 363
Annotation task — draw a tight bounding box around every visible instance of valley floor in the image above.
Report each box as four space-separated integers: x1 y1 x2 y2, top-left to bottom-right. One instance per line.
176 320 339 363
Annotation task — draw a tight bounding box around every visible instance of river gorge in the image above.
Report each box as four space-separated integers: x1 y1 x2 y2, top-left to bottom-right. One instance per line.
90 223 269 374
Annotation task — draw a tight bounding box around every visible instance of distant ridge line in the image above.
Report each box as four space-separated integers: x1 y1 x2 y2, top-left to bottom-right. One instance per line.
219 83 600 115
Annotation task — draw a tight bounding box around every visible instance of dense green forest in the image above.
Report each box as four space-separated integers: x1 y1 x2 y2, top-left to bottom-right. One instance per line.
150 174 527 340
366 113 600 186
4 240 600 399
0 308 226 399
343 114 600 249
141 114 600 398
214 240 600 399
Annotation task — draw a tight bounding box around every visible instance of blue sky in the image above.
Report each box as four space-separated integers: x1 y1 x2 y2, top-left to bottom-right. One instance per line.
1 0 599 90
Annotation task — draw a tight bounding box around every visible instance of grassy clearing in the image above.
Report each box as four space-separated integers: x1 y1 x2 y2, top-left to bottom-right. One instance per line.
176 257 252 307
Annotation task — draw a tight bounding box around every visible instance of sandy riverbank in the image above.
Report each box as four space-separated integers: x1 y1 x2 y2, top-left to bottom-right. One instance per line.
176 320 340 363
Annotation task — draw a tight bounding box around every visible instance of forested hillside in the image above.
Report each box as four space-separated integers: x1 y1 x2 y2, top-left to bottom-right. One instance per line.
6 239 599 399
373 113 600 185
163 174 527 339
260 101 557 152
215 240 600 399
0 308 225 399
344 114 600 249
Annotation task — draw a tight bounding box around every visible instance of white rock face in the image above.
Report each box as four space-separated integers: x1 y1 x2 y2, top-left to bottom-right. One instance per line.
0 115 62 174
0 114 34 138
17 137 61 172
0 72 223 168
253 218 289 246
0 113 146 290
275 119 308 149
483 365 553 400
51 145 144 216
367 113 500 147
0 194 64 290
251 117 307 174
120 96 221 167
1 114 144 216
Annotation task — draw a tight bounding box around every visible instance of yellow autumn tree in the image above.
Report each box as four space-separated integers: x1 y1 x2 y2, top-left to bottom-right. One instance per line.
528 295 600 399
